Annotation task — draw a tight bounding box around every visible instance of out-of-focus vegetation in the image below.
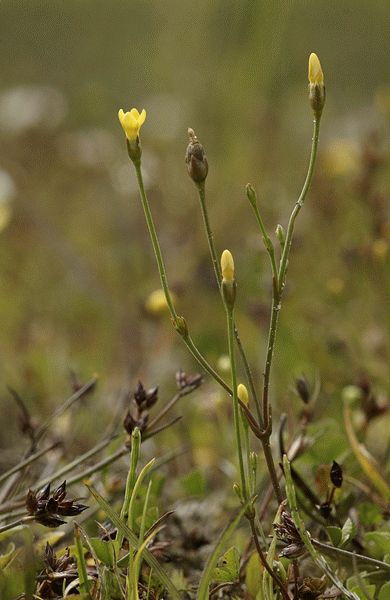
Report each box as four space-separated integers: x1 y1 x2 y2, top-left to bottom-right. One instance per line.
1 2 390 599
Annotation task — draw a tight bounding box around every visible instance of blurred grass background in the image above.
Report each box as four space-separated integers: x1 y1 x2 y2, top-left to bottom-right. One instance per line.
1 1 390 466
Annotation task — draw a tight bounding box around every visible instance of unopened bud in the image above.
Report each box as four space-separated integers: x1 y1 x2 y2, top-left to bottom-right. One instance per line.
246 183 258 208
221 250 236 309
237 383 249 406
233 482 243 502
185 128 208 183
308 53 325 119
275 224 285 246
221 249 235 282
174 315 188 337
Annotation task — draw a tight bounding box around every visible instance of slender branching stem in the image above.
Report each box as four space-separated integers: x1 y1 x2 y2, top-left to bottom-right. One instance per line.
278 117 321 293
133 161 233 396
259 117 321 505
197 182 262 426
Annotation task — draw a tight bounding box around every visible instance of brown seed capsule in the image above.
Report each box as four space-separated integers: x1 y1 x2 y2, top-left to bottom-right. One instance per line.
295 376 311 404
185 128 208 183
330 460 343 488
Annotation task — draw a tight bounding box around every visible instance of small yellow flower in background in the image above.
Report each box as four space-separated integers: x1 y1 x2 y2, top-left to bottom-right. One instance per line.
118 107 146 141
323 139 359 178
145 288 175 316
217 354 231 372
221 249 235 282
372 238 388 261
308 52 324 86
326 277 345 296
237 383 249 406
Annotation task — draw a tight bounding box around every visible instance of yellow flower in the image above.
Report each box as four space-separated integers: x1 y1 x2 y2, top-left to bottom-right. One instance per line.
118 108 146 141
237 383 249 406
221 249 235 282
308 52 324 86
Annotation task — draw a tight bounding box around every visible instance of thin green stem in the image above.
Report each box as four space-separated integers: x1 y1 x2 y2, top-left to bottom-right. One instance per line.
133 161 233 396
197 182 262 426
250 200 278 281
260 434 282 504
197 182 221 284
134 162 178 320
226 308 247 500
313 539 390 573
278 117 321 293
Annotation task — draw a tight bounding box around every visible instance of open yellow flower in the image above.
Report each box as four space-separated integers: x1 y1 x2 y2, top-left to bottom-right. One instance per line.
118 108 146 141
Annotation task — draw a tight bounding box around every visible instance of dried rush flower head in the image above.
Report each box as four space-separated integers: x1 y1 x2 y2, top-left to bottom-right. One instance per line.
36 543 78 598
274 510 305 559
26 481 87 527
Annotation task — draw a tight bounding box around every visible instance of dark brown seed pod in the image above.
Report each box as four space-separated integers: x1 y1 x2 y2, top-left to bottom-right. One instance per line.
330 460 343 488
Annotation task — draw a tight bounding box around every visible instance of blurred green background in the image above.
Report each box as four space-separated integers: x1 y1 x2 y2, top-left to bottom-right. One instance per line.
1 1 390 463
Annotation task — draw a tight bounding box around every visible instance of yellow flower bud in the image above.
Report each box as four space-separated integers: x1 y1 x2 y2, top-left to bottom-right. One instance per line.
221 249 235 282
118 107 146 141
308 52 324 86
237 383 249 406
308 53 325 118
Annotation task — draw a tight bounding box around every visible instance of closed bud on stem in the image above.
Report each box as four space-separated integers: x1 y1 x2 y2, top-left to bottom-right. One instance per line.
185 128 208 184
221 249 235 282
245 183 258 208
275 224 285 246
221 249 236 310
233 482 243 502
237 383 249 406
308 53 325 119
173 315 188 338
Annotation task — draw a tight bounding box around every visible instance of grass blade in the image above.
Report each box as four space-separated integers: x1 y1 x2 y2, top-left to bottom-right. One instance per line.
86 484 181 599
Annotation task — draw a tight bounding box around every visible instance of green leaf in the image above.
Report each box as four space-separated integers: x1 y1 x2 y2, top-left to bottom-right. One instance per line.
341 517 356 547
213 546 240 583
350 585 376 600
88 538 119 567
357 502 382 527
86 484 181 600
327 526 342 547
379 581 390 600
0 544 17 570
365 532 390 557
245 552 262 598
